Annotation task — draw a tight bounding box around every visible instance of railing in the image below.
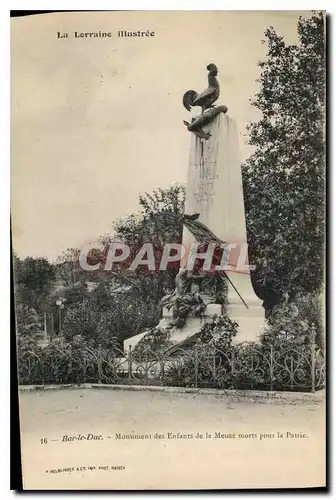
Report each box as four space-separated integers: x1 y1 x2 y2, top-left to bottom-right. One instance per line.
18 339 325 393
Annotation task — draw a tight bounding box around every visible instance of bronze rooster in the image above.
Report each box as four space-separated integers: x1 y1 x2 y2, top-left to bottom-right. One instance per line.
183 63 220 114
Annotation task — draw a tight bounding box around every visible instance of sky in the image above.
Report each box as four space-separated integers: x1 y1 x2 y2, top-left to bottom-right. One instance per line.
11 10 310 261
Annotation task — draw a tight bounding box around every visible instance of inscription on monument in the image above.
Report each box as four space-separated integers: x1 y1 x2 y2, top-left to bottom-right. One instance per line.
194 157 219 205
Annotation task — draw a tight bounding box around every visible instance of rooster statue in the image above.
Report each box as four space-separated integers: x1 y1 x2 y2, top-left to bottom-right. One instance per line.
183 63 220 114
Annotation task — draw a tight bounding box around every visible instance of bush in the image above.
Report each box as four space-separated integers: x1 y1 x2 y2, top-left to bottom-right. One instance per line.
261 292 324 350
198 314 238 348
131 326 174 361
17 336 125 385
164 314 238 387
163 312 324 392
17 310 325 391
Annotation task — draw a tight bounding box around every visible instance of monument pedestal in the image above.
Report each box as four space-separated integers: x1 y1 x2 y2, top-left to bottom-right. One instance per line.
225 272 265 343
124 112 264 353
124 304 222 352
182 112 264 343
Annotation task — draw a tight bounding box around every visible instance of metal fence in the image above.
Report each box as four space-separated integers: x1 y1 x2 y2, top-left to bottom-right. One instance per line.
18 339 325 392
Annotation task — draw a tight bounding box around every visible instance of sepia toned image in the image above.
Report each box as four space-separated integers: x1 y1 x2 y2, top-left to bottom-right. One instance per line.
11 10 326 490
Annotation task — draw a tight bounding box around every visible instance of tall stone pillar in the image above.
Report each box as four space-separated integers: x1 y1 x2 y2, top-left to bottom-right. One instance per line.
182 113 264 342
124 112 265 353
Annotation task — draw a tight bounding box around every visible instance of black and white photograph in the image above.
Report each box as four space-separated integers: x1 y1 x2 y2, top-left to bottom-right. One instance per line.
11 10 326 490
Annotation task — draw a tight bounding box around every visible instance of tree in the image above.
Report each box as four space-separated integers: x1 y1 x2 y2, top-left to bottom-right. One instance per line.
55 248 81 286
61 289 158 348
15 304 41 337
61 186 186 345
113 184 186 298
62 300 101 344
242 12 325 308
15 303 43 352
14 256 55 311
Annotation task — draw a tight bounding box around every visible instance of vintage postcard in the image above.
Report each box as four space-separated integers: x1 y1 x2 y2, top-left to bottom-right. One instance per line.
11 10 326 490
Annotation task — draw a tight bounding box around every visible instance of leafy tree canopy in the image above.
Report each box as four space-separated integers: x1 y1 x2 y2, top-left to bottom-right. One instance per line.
243 12 325 302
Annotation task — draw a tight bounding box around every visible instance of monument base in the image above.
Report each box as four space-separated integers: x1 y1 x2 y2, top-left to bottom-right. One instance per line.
228 303 265 344
123 304 222 353
224 271 265 343
123 299 264 353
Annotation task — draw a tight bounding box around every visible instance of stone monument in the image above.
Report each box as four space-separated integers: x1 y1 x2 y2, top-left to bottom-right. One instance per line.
124 64 264 352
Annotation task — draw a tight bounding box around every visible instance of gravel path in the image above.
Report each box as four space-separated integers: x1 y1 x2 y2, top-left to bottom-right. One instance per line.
18 388 325 490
